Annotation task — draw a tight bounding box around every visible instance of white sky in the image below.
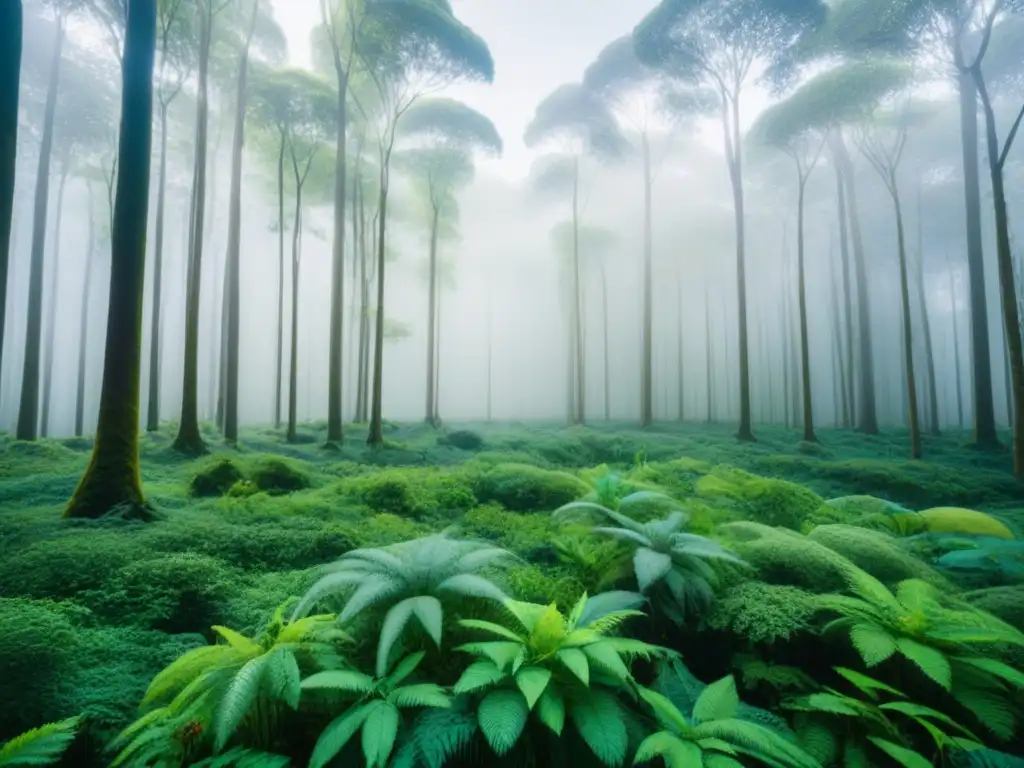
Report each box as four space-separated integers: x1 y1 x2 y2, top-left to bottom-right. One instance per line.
268 0 663 181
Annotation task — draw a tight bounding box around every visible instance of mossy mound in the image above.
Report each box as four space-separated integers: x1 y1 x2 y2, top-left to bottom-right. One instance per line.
189 457 244 497
807 524 950 588
437 429 485 451
470 462 589 512
338 468 476 519
248 457 310 494
697 467 830 530
825 494 911 519
704 581 818 644
962 585 1024 631
917 507 1016 539
721 521 852 593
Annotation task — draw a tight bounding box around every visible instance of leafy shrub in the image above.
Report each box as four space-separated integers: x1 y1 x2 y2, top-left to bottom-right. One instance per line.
705 582 818 645
438 430 485 451
460 504 558 558
347 513 431 548
471 463 589 512
963 586 1024 631
503 564 585 611
697 468 828 530
190 458 244 497
249 457 310 494
807 524 951 588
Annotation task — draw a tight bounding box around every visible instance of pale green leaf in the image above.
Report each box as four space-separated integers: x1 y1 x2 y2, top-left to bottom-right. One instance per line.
849 623 898 667
633 731 701 766
536 686 566 735
693 675 740 724
634 547 674 591
557 648 590 686
301 669 376 694
570 689 628 767
477 689 528 756
867 737 932 768
453 660 505 695
362 701 400 768
895 637 951 690
309 704 373 768
514 666 552 710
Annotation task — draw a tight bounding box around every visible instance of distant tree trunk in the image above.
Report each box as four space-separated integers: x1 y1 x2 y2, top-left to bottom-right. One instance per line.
425 202 440 426
677 275 684 422
640 132 653 427
215 252 227 428
347 160 360 413
367 183 387 447
75 183 97 438
948 256 965 428
274 127 285 429
40 160 69 438
796 170 815 443
173 3 213 456
829 240 850 428
17 14 64 441
704 276 713 423
831 131 878 434
434 282 441 422
486 280 493 421
888 178 922 459
146 100 170 432
915 249 940 436
66 0 157 521
571 155 584 425
600 262 610 421
832 159 855 427
286 167 301 443
223 0 259 444
957 70 999 447
0 0 21 384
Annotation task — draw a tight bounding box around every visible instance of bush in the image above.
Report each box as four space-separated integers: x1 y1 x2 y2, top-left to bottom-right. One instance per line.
807 524 950 588
189 457 244 497
962 585 1024 631
249 457 311 494
722 522 852 593
460 504 558 559
697 468 828 530
705 581 818 645
504 563 585 611
339 469 476 519
471 463 589 512
437 429 484 451
0 532 140 600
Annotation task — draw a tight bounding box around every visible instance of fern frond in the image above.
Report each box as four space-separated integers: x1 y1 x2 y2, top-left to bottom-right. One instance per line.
388 684 452 710
0 716 80 767
477 689 528 756
895 637 952 689
215 654 270 751
568 688 629 767
849 623 898 667
142 645 241 706
693 675 740 724
390 704 479 768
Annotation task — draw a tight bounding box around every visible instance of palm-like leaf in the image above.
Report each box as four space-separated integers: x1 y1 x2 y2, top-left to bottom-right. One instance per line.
0 717 80 767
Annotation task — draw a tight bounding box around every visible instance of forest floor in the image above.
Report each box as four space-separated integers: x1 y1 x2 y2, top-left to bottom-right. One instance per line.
1 419 1022 760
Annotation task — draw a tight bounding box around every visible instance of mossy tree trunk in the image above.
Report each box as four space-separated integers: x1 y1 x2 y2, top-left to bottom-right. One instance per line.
66 0 158 522
17 14 64 441
40 158 70 438
0 0 21 383
75 182 96 438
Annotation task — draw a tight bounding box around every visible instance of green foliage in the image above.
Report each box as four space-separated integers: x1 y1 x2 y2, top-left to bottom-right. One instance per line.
0 531 139 600
722 522 852 592
523 83 627 158
470 463 590 512
248 458 310 495
0 716 80 767
697 468 830 530
916 508 1017 540
554 495 746 624
963 586 1024 631
460 504 558 557
399 97 502 154
192 459 246 497
292 535 512 675
706 582 818 645
338 469 476 518
302 651 451 768
808 524 951 588
436 430 484 451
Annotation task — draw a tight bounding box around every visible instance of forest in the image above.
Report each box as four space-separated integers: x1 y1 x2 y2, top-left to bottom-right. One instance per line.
0 0 1023 766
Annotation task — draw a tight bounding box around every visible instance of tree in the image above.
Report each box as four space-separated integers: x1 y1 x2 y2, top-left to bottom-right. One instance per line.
749 94 828 443
583 34 714 428
358 0 495 448
65 0 158 520
0 0 21 388
524 84 626 425
633 0 826 442
396 97 502 426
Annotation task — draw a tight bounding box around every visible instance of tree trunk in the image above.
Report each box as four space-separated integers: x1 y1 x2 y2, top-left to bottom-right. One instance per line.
957 71 999 447
172 4 212 455
223 0 258 444
17 15 64 441
677 275 684 422
704 276 712 423
832 155 856 427
75 183 96 437
146 101 170 432
355 200 369 423
425 202 439 425
796 176 815 442
571 156 584 425
973 69 1024 474
829 240 850 428
601 262 610 421
486 280 493 421
640 131 653 427
40 161 69 438
891 181 922 459
0 0 21 384
831 131 878 434
367 174 388 448
287 159 302 443
914 210 940 435
66 0 157 521
326 56 349 446
949 256 965 429
434 276 441 421
274 128 285 429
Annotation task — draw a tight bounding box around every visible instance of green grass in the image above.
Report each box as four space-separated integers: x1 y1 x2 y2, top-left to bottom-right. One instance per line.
0 419 1022 761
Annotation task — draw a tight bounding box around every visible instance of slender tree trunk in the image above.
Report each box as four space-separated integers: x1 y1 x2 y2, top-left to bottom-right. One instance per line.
75 183 96 437
914 233 940 435
66 0 157 521
287 160 302 443
223 0 258 444
367 169 388 448
434 279 441 421
957 70 999 447
704 276 713 423
571 156 584 425
355 202 369 423
829 240 850 428
831 131 878 434
146 101 170 432
327 55 349 445
796 176 815 442
40 161 69 438
425 202 439 425
601 262 610 421
832 155 856 426
972 69 1024 474
640 132 653 427
17 15 64 441
347 161 360 413
677 275 684 422
949 256 965 429
486 279 493 421
0 0 21 386
891 180 922 459
173 4 212 455
274 128 285 429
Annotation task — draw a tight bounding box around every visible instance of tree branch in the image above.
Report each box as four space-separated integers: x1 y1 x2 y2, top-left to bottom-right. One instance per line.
998 100 1024 169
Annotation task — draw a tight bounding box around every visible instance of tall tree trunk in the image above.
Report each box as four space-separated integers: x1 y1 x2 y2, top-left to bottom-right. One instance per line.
434 279 441 421
831 131 878 434
172 3 212 455
973 70 1024 472
957 71 999 447
601 263 610 421
829 240 850 428
355 203 369 423
40 161 69 438
796 174 815 443
949 256 965 428
704 276 713 423
287 160 302 442
677 275 684 422
891 181 922 459
571 156 584 425
640 131 653 427
223 0 258 444
0 0 21 385
147 101 170 432
367 172 388 447
274 128 285 428
326 51 349 445
914 235 940 435
425 202 439 425
66 0 157 521
75 183 96 437
17 15 64 441
832 156 855 426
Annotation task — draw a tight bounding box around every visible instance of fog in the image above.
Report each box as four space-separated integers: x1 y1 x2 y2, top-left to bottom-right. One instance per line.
3 0 1023 442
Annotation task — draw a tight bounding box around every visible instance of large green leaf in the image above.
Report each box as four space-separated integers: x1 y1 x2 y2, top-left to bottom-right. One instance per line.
637 686 690 733
309 704 373 768
453 660 505 694
693 675 740 724
895 637 951 690
536 686 566 735
376 598 418 678
634 547 674 591
459 618 526 643
634 731 702 766
569 689 628 767
477 690 528 756
514 666 552 710
389 684 451 710
0 716 80 767
866 737 931 768
215 655 269 751
301 669 376 694
362 701 401 768
436 574 508 602
849 623 898 667
583 642 631 683
557 648 590 686
456 641 523 669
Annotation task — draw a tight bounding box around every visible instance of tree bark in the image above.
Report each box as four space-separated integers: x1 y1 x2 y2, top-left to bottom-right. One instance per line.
891 180 922 459
146 101 170 432
425 202 439 425
914 191 940 435
326 45 349 446
287 156 302 443
829 239 850 428
832 154 855 427
640 132 653 427
66 0 158 521
17 15 64 441
274 128 285 429
40 161 69 438
75 183 96 437
796 175 815 442
367 171 389 448
172 2 213 455
948 256 965 428
0 0 21 385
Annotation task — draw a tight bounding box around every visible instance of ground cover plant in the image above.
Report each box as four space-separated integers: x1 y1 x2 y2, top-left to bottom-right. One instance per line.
1 422 1023 767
